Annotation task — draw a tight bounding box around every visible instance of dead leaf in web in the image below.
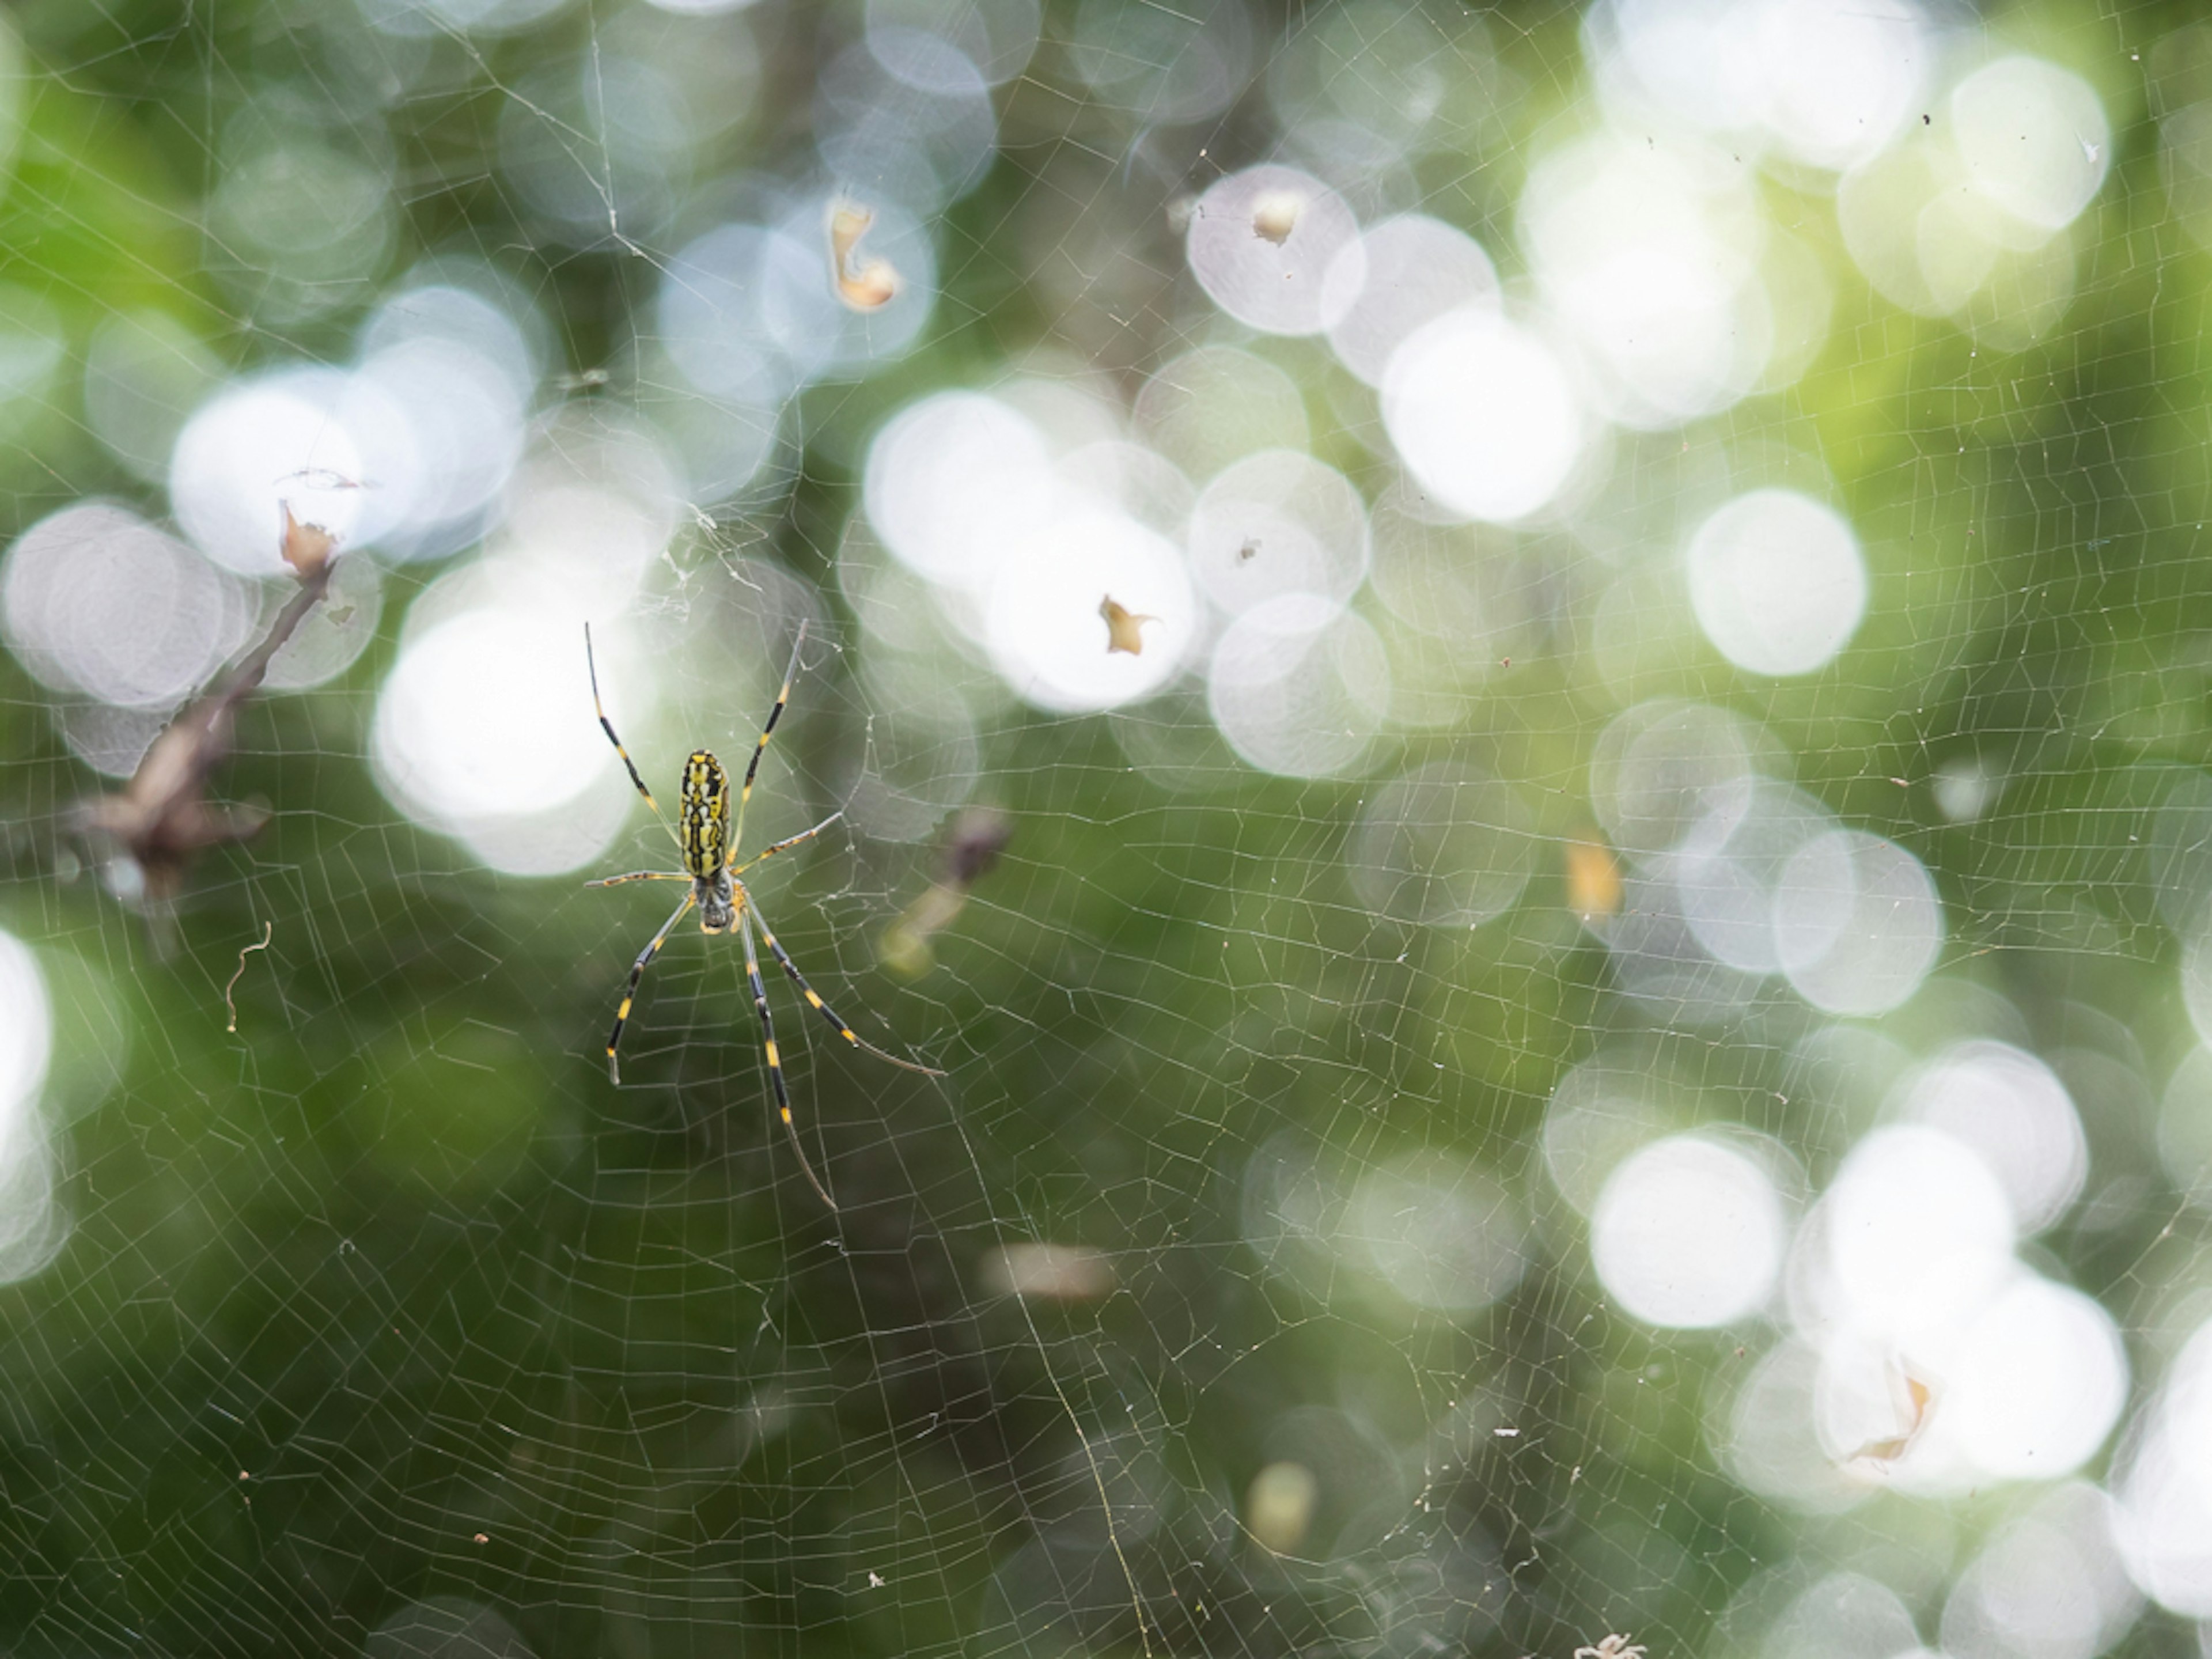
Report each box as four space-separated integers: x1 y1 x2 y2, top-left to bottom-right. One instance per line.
1846 1363 1938 1467
981 1243 1115 1301
1250 188 1305 245
880 808 1013 978
1564 836 1622 922
1100 594 1158 656
829 198 900 312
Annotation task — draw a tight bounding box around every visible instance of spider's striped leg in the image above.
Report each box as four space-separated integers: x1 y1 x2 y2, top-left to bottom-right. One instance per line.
732 810 842 876
586 870 690 889
738 908 837 1211
586 623 682 850
606 889 696 1085
730 620 810 857
748 896 946 1077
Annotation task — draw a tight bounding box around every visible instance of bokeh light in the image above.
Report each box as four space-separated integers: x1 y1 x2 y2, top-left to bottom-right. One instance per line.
1349 763 1536 929
1586 0 1930 173
1185 165 1363 337
1187 450 1369 618
2112 1314 2212 1613
1132 346 1308 480
982 511 1195 714
1523 132 1776 425
1942 1483 2140 1659
1324 213 1500 388
1069 0 1252 124
1686 488 1867 676
1350 1154 1528 1313
1 502 257 712
1773 830 1942 1015
1590 1133 1788 1328
0 929 62 1287
1899 1041 2086 1234
371 600 629 877
1770 827 1946 1013
1382 309 1588 524
868 0 1040 86
1207 597 1388 779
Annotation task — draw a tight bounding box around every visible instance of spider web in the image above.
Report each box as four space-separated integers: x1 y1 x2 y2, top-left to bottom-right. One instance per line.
0 2 2199 1658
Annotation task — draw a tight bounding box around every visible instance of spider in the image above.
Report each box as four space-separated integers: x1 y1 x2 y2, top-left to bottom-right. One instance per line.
1575 1635 1645 1659
584 620 942 1210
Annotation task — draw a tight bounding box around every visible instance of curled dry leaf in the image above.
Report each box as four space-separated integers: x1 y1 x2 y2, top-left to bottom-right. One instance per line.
829 198 900 312
1846 1363 1937 1467
1100 594 1159 656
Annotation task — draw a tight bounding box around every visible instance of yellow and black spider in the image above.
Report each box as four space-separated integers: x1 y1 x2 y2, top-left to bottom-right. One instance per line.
585 620 942 1209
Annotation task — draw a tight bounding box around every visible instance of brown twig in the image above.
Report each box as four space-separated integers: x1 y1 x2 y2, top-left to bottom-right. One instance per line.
74 502 341 912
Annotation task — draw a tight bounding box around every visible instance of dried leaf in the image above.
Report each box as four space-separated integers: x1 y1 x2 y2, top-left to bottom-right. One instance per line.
880 809 1013 978
1565 837 1622 921
1846 1363 1938 1467
829 198 900 312
1251 189 1305 245
279 502 337 578
981 1243 1116 1302
1100 594 1159 656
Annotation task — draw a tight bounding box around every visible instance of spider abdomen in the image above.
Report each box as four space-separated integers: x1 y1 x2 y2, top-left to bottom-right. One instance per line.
680 749 730 880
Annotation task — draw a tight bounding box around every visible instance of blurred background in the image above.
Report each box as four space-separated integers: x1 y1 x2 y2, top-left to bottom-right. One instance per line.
0 0 2208 1654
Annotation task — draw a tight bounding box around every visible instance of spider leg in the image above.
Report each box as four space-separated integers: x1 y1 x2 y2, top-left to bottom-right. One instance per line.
585 870 690 888
732 810 843 875
738 907 836 1210
605 889 696 1084
586 623 683 853
730 620 809 858
747 893 945 1077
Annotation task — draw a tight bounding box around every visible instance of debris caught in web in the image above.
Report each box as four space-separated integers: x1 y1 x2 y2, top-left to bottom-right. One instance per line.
880 807 1013 979
829 197 900 312
982 1242 1115 1301
1845 1362 1938 1468
74 499 344 925
1100 594 1159 655
1250 188 1305 245
1565 835 1623 922
222 919 274 1033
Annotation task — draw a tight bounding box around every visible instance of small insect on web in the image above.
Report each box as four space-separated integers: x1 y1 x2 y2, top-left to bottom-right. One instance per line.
583 620 944 1210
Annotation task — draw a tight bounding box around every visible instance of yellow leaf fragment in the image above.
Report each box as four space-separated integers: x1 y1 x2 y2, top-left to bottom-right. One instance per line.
829 198 900 312
1846 1363 1938 1467
1100 594 1159 656
1565 837 1622 921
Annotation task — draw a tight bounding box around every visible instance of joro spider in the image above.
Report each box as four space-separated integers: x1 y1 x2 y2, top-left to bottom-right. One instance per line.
585 620 942 1210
